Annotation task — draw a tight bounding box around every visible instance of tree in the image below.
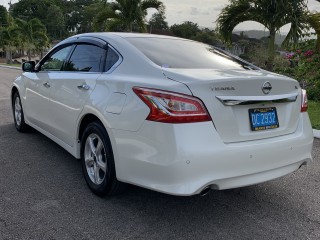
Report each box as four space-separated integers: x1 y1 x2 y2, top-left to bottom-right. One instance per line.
10 0 97 37
191 28 222 46
15 18 49 60
11 0 52 21
79 2 105 33
0 5 8 28
217 0 309 70
10 0 65 39
45 5 65 39
87 1 114 32
94 0 165 32
170 21 200 39
61 0 99 33
307 0 320 51
307 14 320 51
0 25 20 64
149 12 169 32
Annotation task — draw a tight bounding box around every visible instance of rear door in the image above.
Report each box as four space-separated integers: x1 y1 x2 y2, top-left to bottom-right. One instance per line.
47 43 106 146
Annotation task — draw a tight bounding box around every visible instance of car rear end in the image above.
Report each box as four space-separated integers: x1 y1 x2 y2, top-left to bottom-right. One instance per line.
116 35 313 195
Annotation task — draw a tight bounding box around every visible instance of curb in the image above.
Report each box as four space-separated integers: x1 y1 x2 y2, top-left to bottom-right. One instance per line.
314 129 320 139
0 65 20 70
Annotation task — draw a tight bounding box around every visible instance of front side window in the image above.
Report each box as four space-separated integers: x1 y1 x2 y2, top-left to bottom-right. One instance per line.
64 44 106 72
41 45 72 71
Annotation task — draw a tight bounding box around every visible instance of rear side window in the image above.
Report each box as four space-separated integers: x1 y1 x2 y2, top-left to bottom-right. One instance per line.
64 44 106 72
105 48 120 71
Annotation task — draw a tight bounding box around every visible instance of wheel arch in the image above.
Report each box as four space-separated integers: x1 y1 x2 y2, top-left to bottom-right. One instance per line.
78 113 105 142
77 112 121 180
76 112 117 159
11 86 19 104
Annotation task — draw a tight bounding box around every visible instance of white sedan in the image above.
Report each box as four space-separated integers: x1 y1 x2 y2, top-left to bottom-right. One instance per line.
12 33 314 196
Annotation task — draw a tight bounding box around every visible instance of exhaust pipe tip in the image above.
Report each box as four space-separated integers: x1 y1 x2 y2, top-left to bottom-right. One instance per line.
199 187 211 197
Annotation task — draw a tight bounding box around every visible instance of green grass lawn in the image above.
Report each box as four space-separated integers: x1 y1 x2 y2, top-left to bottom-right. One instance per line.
308 101 320 130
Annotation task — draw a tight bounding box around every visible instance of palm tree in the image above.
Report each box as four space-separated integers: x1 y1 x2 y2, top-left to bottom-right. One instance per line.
15 18 49 60
308 0 320 51
94 0 165 32
217 0 309 70
307 14 320 51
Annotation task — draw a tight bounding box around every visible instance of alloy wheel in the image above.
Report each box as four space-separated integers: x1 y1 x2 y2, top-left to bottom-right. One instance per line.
84 133 107 185
14 96 22 126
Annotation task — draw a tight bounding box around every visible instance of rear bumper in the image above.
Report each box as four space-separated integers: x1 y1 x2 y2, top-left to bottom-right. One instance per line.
113 113 313 196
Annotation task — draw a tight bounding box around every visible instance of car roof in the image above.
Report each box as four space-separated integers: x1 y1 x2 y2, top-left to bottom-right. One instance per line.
70 32 186 41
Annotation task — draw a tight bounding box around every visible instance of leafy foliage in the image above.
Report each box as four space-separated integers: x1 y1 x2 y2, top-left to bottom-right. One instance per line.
93 0 165 32
0 5 8 27
170 21 201 39
114 0 164 32
307 12 320 51
45 5 66 39
217 0 309 70
149 12 169 31
217 0 308 43
81 2 110 33
273 40 320 101
10 0 65 39
0 24 21 63
15 18 49 59
191 28 222 45
10 0 100 37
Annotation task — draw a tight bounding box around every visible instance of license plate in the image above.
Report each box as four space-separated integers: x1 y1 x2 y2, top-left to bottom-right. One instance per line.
249 107 279 131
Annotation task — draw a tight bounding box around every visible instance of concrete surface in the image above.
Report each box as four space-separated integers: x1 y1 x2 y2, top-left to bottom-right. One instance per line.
314 129 320 139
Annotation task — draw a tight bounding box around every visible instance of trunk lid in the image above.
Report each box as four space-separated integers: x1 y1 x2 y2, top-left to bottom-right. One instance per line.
162 68 301 143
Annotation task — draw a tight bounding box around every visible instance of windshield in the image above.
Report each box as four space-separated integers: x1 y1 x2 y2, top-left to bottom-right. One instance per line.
126 37 258 70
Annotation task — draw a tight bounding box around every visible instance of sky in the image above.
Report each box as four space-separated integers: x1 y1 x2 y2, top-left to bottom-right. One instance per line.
1 0 319 32
154 0 320 32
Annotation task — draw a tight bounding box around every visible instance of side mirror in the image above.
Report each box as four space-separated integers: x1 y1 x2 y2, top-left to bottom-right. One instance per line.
22 61 36 72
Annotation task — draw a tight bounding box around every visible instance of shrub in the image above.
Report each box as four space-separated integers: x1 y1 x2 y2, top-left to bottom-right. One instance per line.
272 40 320 101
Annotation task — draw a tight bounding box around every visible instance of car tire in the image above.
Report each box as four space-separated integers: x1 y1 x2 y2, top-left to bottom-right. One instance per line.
12 91 28 132
81 121 126 196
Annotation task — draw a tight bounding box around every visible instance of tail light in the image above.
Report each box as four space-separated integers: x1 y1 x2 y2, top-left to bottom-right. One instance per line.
133 87 211 123
301 89 308 112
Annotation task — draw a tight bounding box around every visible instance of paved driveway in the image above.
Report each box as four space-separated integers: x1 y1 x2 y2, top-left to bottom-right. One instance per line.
0 67 319 240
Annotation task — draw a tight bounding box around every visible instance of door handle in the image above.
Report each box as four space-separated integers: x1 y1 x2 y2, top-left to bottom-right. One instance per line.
43 82 51 88
77 84 90 90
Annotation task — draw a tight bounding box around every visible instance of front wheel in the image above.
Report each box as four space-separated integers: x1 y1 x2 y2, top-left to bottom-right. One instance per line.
12 91 28 132
81 122 125 196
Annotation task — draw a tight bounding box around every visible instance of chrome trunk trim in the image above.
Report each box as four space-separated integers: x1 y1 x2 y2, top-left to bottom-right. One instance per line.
216 92 298 106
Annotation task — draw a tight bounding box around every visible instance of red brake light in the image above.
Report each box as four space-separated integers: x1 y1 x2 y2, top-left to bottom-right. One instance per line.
133 87 211 123
301 89 308 112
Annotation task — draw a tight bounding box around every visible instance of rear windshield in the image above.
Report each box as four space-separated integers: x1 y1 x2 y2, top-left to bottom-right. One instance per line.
126 37 258 70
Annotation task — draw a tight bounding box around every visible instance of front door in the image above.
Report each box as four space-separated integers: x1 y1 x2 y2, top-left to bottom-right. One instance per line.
24 45 73 132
